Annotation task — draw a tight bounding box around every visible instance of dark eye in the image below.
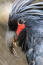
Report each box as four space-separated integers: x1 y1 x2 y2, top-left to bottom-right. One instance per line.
18 19 23 24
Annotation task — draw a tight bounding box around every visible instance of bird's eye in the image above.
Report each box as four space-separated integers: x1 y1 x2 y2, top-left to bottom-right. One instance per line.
18 19 24 24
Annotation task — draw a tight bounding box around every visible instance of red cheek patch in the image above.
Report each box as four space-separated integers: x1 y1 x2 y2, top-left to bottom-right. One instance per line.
16 24 25 36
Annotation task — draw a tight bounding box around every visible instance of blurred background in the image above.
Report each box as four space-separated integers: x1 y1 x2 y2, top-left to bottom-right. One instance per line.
0 0 43 65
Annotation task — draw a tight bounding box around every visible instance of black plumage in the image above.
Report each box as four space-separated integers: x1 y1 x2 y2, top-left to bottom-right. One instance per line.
7 0 43 65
